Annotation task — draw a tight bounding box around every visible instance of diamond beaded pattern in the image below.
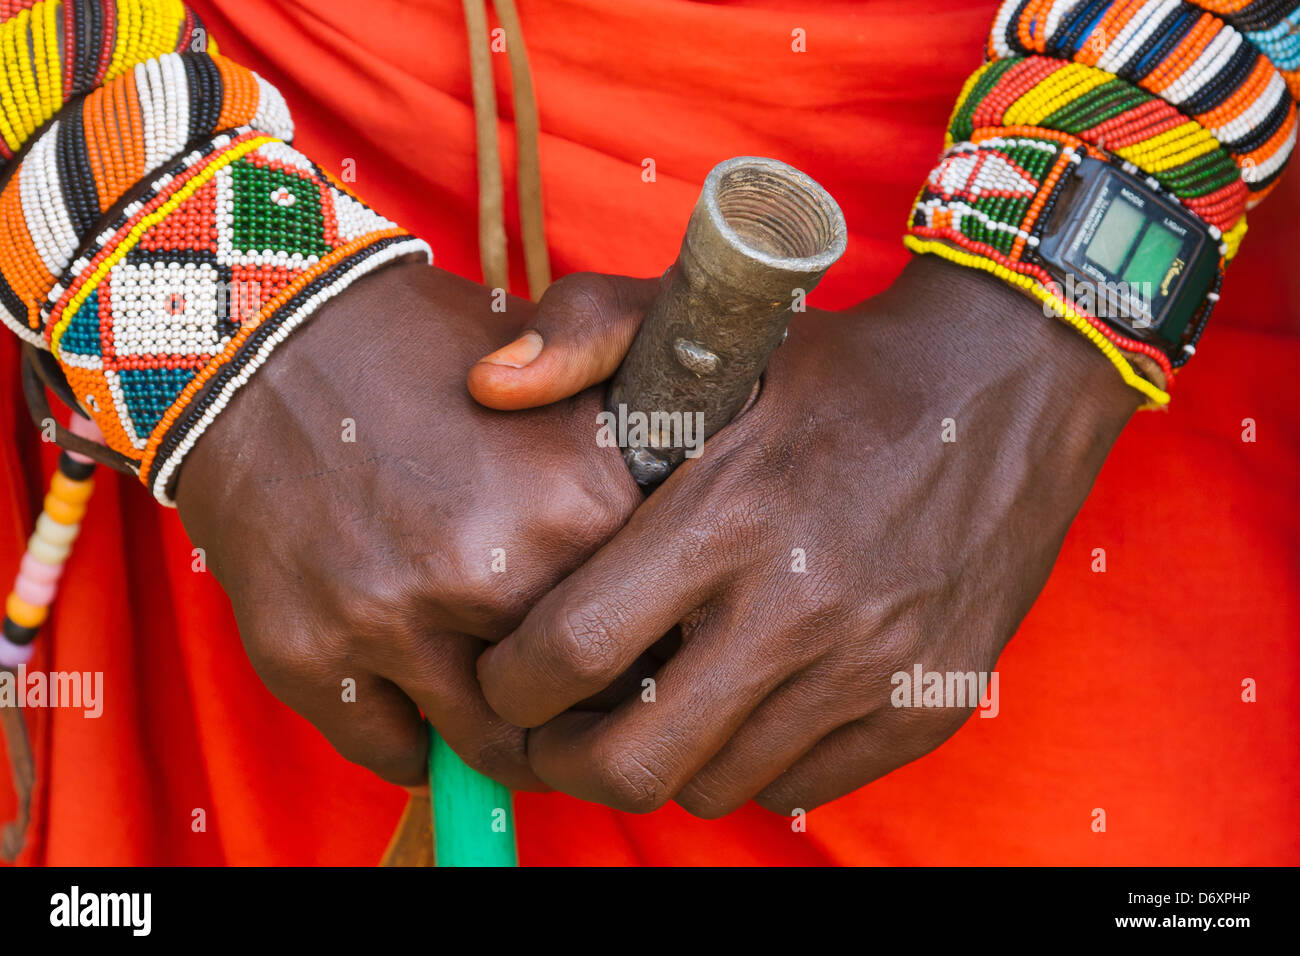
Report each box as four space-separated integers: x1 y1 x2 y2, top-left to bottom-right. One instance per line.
52 136 412 460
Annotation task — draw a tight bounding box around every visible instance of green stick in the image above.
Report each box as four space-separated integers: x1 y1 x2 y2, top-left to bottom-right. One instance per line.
428 723 518 867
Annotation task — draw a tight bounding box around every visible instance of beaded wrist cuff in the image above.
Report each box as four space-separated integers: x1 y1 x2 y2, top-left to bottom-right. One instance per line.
989 0 1297 197
0 50 293 346
45 127 430 504
0 40 431 503
0 0 216 169
907 0 1299 406
906 132 1189 404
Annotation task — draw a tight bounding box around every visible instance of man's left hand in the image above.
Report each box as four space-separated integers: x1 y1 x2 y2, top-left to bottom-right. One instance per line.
469 255 1139 816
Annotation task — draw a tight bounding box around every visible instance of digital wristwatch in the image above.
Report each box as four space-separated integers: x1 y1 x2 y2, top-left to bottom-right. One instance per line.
1037 157 1220 356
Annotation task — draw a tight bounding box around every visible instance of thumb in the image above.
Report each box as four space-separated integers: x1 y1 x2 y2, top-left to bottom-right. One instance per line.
467 273 659 410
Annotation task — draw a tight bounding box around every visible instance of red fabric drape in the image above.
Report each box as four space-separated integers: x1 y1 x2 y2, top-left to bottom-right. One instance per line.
2 0 1296 865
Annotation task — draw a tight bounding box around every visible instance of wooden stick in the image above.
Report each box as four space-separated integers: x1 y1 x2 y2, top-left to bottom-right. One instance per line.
0 695 34 862
379 792 435 867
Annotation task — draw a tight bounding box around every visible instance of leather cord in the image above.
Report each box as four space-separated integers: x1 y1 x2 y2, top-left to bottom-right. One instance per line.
463 0 510 292
20 344 136 474
462 0 551 300
496 0 551 301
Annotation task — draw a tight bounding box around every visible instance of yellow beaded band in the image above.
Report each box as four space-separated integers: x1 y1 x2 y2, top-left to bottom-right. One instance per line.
903 234 1171 407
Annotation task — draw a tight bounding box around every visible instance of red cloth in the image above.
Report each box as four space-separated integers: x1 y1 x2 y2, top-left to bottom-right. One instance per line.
2 0 1297 865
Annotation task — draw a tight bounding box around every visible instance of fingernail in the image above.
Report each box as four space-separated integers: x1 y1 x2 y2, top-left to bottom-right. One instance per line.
479 330 543 368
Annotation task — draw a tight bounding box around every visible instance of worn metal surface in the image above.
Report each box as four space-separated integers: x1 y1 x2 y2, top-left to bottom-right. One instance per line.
608 157 847 486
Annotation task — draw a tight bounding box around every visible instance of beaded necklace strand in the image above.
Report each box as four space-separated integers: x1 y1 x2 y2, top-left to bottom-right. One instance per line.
1 414 100 668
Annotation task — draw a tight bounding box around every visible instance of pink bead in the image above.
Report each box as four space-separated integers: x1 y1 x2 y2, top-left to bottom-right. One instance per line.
19 551 62 585
14 574 56 607
66 414 105 465
0 634 34 668
68 414 104 441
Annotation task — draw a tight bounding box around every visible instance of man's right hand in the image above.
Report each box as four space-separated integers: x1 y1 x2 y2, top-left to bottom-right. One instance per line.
174 262 650 789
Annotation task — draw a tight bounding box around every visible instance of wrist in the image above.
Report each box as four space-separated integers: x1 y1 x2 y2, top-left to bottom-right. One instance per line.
869 255 1140 434
0 43 430 506
175 262 524 523
901 0 1300 408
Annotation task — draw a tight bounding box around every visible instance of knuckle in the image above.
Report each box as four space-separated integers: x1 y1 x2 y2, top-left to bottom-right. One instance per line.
594 745 673 813
784 566 856 631
754 786 808 817
876 693 973 760
244 628 329 691
659 495 766 579
906 701 974 747
546 604 621 687
533 470 630 553
337 736 423 788
538 272 615 326
336 571 419 637
675 780 744 820
710 478 777 542
414 541 534 634
873 598 930 663
458 724 528 781
435 550 511 622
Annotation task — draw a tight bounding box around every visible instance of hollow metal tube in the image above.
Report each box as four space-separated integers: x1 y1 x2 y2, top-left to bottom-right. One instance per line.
608 156 847 486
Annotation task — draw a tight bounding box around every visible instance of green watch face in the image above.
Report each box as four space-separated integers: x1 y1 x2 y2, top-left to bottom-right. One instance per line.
1038 158 1218 354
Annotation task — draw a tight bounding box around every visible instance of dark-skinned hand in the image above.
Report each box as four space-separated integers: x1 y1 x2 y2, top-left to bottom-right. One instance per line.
468 254 1140 817
175 261 655 790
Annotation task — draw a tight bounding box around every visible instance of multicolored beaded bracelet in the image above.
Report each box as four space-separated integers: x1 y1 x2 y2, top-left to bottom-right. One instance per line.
0 7 430 699
0 0 210 168
0 50 292 346
0 4 431 504
950 55 1254 230
906 131 1216 403
0 412 99 669
922 54 1255 379
990 0 1297 197
36 127 430 503
907 0 1298 405
1242 6 1300 98
1160 0 1300 96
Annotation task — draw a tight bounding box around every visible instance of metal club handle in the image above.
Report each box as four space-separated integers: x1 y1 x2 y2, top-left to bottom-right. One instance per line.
607 156 847 486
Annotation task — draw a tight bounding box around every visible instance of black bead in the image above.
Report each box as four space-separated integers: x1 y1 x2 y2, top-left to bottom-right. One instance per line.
58 450 97 482
3 616 40 647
